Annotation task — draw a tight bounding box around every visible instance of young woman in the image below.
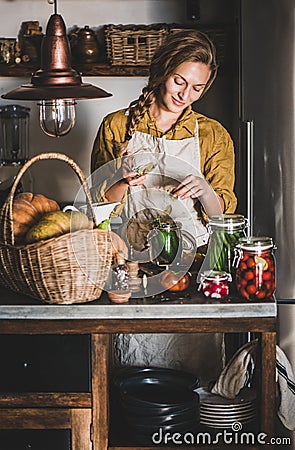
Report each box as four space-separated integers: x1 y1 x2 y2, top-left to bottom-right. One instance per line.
91 29 237 380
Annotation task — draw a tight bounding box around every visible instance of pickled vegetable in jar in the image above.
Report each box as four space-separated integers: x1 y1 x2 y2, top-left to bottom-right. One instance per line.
206 214 247 278
199 270 232 299
235 236 276 300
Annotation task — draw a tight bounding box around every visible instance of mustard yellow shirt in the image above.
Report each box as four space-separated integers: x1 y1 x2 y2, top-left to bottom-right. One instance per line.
91 106 237 214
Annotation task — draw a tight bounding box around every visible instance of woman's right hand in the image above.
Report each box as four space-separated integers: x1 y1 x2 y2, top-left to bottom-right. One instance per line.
121 152 147 186
105 152 146 202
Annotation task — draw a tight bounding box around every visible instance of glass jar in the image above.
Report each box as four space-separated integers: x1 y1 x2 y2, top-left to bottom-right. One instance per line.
199 270 232 299
206 214 247 277
235 236 276 300
148 220 195 267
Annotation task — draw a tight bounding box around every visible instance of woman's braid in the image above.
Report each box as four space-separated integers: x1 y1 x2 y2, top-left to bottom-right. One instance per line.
126 87 155 140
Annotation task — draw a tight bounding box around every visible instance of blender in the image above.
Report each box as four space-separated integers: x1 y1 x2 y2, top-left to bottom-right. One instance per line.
0 104 32 207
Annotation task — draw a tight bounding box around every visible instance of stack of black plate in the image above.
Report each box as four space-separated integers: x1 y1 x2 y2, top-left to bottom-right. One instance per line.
112 367 200 446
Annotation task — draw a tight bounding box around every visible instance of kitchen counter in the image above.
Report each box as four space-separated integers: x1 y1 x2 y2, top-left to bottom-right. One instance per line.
0 286 277 450
0 286 277 320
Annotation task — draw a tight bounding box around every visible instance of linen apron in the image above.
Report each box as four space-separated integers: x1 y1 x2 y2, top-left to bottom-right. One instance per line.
115 122 224 383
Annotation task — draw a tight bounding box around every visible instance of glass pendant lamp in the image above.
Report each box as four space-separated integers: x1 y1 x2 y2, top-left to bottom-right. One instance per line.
2 0 112 137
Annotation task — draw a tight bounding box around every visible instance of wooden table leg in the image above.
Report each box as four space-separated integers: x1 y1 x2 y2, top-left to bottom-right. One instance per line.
70 409 92 450
260 331 276 445
91 334 111 450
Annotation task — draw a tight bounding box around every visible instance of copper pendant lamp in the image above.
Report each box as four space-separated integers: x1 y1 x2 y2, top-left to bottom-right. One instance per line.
2 0 112 137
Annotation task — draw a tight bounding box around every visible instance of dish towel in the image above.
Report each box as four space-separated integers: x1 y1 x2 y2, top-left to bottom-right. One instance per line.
276 345 295 430
209 339 258 400
208 340 295 430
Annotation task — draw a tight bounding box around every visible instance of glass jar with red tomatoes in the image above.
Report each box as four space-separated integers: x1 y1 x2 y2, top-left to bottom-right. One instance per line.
235 237 276 301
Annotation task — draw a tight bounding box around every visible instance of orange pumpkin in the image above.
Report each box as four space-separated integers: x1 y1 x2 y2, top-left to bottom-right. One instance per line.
12 192 60 243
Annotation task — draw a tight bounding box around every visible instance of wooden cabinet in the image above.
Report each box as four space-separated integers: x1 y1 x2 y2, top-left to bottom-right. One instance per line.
0 334 90 393
0 287 277 450
0 429 71 450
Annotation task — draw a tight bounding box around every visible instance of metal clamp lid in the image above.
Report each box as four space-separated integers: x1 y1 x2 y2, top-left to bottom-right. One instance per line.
199 270 232 282
208 214 247 231
236 236 275 251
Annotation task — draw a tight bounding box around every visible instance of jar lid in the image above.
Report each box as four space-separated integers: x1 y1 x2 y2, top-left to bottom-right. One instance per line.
200 270 231 282
208 214 245 229
237 236 274 251
153 220 179 230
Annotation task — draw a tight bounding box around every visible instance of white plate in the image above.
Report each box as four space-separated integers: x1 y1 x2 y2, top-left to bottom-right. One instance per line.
196 387 256 406
200 403 254 412
200 417 256 428
200 412 256 421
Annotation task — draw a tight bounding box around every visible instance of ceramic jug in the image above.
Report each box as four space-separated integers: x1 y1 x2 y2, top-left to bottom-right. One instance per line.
70 25 100 63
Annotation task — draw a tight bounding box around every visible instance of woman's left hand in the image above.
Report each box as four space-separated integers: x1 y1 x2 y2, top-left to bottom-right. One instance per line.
171 174 211 199
172 174 224 215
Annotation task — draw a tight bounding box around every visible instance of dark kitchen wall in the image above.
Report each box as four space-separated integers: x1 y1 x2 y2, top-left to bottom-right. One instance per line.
189 0 241 210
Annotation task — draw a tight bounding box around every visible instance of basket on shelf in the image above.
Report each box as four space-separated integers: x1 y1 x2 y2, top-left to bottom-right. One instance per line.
0 152 112 305
104 23 169 66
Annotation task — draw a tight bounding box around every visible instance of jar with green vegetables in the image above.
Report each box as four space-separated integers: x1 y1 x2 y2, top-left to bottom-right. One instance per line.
206 214 247 279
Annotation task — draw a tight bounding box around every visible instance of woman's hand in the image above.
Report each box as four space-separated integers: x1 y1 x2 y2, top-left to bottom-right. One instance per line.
171 174 211 199
172 174 224 215
104 152 146 202
122 152 147 186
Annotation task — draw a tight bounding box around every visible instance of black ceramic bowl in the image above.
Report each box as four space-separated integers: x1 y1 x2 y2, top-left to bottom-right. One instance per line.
126 418 198 436
121 398 199 418
124 406 199 427
113 367 199 409
121 401 200 422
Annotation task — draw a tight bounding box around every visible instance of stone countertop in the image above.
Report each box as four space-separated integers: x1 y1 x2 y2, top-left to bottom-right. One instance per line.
0 286 277 320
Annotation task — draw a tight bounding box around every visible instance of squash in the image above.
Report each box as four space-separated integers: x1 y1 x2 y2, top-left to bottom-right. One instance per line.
25 211 91 244
12 192 60 243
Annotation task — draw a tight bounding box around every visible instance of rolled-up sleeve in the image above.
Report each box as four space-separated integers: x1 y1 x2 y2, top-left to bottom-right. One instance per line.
199 118 237 213
90 112 127 215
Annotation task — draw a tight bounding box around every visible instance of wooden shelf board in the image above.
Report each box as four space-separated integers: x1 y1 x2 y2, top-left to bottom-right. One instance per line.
0 63 150 78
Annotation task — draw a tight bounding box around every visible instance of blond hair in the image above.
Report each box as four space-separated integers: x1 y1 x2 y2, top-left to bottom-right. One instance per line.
117 29 218 155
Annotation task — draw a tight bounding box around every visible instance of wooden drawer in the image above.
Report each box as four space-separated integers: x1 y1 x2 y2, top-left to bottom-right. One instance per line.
0 335 90 392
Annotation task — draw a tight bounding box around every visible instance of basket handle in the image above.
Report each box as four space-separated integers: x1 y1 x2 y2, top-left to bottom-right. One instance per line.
1 152 98 246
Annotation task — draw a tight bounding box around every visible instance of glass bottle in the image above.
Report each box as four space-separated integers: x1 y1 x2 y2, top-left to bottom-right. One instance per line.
235 236 276 301
199 270 232 299
107 256 131 304
205 214 247 278
0 104 32 207
112 255 129 290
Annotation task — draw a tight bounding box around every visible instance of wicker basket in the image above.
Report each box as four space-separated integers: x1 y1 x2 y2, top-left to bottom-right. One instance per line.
0 152 113 305
105 24 168 65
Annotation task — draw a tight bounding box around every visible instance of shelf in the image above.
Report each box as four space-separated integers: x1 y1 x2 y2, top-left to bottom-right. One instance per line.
0 62 150 78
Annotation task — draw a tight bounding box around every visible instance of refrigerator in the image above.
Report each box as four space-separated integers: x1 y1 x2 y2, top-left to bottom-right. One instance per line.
239 0 295 444
195 0 295 442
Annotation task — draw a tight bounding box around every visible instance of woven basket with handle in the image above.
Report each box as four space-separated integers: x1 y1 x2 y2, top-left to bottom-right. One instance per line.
0 152 112 304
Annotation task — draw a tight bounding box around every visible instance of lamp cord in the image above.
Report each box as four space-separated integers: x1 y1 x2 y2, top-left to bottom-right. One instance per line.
48 0 57 14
